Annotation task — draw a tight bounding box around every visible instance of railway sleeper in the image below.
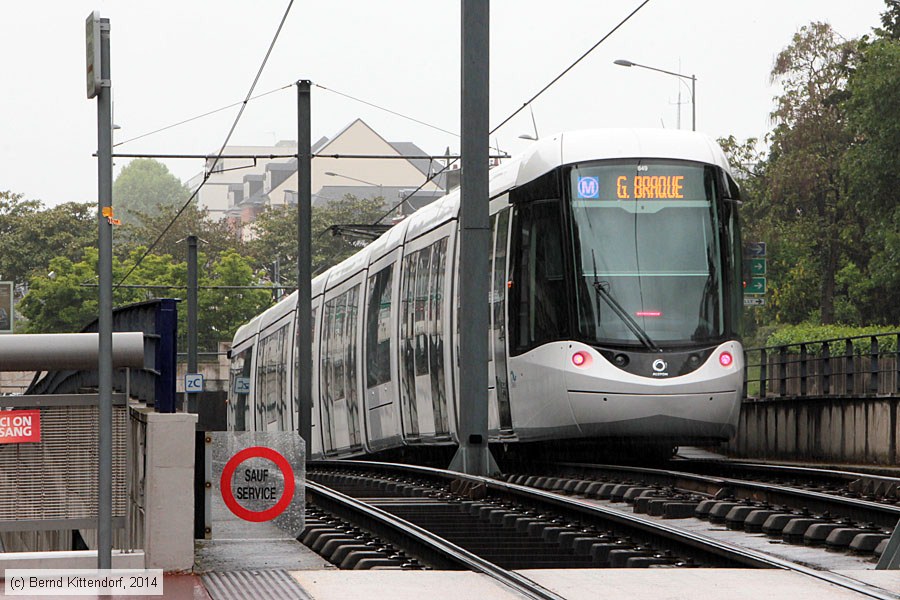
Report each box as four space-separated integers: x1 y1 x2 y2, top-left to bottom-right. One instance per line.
463 497 699 569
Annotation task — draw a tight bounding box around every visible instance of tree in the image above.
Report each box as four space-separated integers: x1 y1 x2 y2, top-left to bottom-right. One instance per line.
247 194 387 286
764 22 858 324
841 10 900 324
876 0 900 39
116 201 241 265
0 191 94 288
112 159 189 227
18 247 172 333
198 250 272 349
19 246 272 350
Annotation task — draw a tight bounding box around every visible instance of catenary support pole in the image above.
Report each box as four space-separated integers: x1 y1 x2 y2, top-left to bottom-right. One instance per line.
187 235 198 413
450 0 498 476
296 81 312 457
96 15 113 570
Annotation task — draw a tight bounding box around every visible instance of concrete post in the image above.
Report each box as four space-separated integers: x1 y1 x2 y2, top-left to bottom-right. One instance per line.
139 409 198 571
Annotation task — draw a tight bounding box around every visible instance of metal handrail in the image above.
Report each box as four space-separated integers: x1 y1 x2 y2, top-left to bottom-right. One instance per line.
744 331 900 399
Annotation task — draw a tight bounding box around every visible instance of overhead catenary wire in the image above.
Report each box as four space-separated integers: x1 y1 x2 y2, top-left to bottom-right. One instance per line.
373 0 652 225
489 0 651 136
114 81 467 153
112 84 293 148
115 0 295 289
315 83 461 140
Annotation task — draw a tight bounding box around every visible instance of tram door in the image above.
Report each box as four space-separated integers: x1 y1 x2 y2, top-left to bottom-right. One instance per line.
399 238 451 441
489 208 513 433
321 285 363 454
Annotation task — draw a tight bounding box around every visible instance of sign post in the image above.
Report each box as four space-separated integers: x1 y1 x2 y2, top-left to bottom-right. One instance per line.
87 9 114 570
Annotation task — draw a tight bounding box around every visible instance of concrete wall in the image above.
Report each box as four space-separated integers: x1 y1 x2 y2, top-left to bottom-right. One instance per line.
725 396 900 465
133 407 198 571
0 370 35 394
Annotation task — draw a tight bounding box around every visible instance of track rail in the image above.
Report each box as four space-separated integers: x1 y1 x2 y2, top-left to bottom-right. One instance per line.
306 479 566 600
311 460 781 567
546 461 900 530
309 460 899 600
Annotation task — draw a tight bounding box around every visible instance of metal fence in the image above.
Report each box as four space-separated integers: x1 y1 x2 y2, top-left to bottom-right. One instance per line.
0 394 129 553
744 332 900 399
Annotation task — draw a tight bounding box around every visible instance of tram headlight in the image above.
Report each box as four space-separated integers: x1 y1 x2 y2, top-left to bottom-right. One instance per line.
572 351 592 368
718 351 734 368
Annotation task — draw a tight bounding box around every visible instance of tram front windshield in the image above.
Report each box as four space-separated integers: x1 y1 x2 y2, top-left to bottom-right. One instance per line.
569 160 723 347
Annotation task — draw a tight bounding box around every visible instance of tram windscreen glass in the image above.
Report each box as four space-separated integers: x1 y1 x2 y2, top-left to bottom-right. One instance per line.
569 160 724 345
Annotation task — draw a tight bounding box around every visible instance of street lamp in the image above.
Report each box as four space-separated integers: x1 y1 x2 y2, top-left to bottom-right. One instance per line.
323 171 384 199
614 59 697 131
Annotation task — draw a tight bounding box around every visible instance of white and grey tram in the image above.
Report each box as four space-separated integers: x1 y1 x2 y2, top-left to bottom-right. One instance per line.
228 129 745 459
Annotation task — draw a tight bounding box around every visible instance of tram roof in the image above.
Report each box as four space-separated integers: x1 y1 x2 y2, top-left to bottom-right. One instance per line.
512 128 732 192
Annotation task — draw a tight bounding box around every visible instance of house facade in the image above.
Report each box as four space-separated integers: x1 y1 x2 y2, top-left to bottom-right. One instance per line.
190 119 448 241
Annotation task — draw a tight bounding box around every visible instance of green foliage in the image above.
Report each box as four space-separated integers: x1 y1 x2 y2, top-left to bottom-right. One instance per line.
721 13 900 334
764 22 857 325
0 190 94 288
19 246 271 351
763 322 899 354
116 201 241 264
841 35 900 324
247 194 387 286
198 250 273 348
876 0 900 39
113 159 189 227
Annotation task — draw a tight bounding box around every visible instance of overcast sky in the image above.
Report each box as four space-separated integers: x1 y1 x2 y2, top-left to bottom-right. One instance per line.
0 1 887 208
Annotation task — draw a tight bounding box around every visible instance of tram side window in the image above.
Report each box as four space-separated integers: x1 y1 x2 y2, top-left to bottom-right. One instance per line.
230 347 253 431
366 265 393 388
257 326 287 427
414 249 430 377
344 285 361 446
399 252 419 436
323 296 346 405
255 337 269 427
322 286 362 448
428 238 449 434
510 200 569 353
277 325 289 428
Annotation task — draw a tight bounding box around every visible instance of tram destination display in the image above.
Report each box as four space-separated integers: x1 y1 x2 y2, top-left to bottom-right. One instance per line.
575 162 710 202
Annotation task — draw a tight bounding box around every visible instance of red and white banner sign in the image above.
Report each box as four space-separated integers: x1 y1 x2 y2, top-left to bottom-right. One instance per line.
0 410 41 444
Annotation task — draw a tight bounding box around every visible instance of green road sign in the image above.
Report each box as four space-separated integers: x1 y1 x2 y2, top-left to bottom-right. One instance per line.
747 277 766 295
747 242 767 257
750 258 766 276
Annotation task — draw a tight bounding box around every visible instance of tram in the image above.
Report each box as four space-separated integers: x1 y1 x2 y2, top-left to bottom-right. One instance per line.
228 129 745 459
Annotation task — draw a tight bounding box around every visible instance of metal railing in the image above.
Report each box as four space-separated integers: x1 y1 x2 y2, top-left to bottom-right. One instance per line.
744 332 900 399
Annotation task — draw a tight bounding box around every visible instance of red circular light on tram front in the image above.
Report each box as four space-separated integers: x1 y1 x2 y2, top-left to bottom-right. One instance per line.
572 351 592 367
719 351 734 367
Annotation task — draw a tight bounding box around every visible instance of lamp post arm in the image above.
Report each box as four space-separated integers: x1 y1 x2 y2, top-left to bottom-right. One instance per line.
629 62 694 84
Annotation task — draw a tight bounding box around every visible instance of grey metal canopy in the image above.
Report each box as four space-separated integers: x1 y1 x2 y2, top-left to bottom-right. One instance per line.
0 332 145 371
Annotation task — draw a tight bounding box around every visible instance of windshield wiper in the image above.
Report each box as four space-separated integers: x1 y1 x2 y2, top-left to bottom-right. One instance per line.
591 250 660 352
